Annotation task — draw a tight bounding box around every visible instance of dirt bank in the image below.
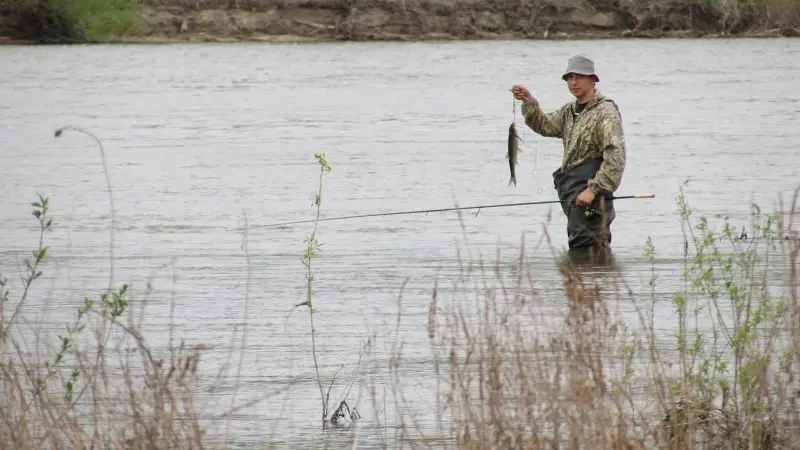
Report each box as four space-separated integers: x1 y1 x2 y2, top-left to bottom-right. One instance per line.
2 0 800 44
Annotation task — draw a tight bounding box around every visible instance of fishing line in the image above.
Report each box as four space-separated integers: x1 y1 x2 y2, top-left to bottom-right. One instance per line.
511 96 543 193
512 96 516 124
528 138 544 193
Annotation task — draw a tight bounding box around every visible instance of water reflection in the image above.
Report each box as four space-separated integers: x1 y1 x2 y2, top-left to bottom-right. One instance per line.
558 246 619 274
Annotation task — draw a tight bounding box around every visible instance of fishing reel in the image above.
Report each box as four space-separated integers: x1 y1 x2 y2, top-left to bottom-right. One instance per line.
584 207 601 220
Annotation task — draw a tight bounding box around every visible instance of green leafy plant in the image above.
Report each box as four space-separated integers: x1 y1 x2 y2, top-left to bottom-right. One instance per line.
636 180 799 448
0 195 130 422
289 152 363 430
292 153 331 425
1 194 54 339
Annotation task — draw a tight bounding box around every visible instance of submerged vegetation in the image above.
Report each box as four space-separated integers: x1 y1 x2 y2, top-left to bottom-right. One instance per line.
1 128 799 448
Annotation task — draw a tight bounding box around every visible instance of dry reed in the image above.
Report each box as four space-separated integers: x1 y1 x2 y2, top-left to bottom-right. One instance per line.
378 185 800 449
0 127 298 449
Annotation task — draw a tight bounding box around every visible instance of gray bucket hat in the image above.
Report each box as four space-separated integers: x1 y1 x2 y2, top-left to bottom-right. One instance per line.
562 54 599 82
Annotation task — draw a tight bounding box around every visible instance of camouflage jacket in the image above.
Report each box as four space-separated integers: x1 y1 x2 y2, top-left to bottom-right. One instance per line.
521 91 626 196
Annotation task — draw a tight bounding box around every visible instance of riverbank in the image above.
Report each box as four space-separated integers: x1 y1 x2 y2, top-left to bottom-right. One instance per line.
1 0 799 45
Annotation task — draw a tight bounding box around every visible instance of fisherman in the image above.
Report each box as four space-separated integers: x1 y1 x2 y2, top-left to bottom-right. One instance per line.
511 54 627 251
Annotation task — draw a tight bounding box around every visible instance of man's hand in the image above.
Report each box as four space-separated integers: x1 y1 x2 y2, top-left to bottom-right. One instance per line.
575 188 595 207
511 85 535 103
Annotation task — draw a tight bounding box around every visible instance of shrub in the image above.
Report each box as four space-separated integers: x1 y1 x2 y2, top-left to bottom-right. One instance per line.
3 0 140 43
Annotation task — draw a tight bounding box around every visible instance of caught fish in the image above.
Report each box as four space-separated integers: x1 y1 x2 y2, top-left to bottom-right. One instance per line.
507 122 521 187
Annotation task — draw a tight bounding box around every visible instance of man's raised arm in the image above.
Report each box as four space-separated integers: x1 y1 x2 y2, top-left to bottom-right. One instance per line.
521 98 567 139
511 84 567 139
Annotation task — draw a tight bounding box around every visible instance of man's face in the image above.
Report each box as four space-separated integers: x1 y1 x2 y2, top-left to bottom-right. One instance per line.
565 73 596 99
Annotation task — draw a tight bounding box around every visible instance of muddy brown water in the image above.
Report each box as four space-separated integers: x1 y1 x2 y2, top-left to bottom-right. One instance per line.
1 38 799 448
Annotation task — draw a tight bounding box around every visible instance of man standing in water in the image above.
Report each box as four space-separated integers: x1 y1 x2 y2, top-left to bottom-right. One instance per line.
511 54 627 251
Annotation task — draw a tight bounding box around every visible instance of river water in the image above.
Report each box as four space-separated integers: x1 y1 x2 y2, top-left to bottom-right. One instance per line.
1 38 799 448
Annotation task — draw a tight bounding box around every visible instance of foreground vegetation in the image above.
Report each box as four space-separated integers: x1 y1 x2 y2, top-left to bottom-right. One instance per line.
413 183 800 449
1 0 798 43
1 129 799 448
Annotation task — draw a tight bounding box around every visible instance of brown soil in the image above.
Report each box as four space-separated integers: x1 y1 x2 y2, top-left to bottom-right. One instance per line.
1 0 799 44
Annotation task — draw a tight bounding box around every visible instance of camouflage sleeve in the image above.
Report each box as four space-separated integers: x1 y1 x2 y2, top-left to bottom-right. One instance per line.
587 104 626 195
520 99 566 138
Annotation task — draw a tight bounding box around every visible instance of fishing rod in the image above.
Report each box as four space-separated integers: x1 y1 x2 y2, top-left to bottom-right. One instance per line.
244 193 656 229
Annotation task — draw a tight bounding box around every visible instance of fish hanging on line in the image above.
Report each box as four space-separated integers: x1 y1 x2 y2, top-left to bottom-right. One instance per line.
507 121 523 187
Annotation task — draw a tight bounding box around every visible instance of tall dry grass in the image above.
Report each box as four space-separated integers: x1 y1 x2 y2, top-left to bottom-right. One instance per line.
382 183 800 449
0 194 215 448
0 127 297 449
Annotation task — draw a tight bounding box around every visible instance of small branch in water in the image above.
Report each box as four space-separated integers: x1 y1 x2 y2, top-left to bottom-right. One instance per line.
51 125 119 420
54 125 115 293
